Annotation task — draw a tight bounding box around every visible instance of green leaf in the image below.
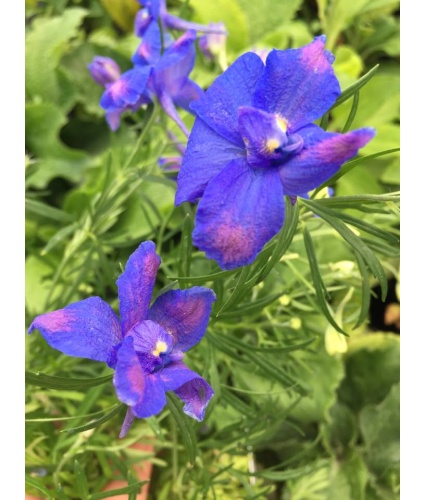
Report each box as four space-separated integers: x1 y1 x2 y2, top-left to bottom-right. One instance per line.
327 452 369 500
25 102 90 188
25 475 55 499
89 481 148 500
74 459 90 500
166 393 198 465
65 403 125 435
25 7 87 106
303 227 347 335
178 214 194 281
360 383 400 477
353 251 372 328
331 64 379 110
302 199 388 301
25 198 76 223
236 0 302 43
25 371 113 390
339 333 400 412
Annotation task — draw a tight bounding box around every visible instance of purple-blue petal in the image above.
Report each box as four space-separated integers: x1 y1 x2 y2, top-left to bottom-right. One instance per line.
152 30 197 97
127 320 174 373
100 67 151 112
171 79 203 113
156 91 190 136
174 377 214 421
159 361 203 391
134 9 154 38
279 125 376 195
28 297 122 367
119 407 136 438
175 117 244 204
252 36 341 132
132 21 161 66
190 52 265 147
148 287 216 352
238 106 291 166
192 158 285 270
114 336 167 418
117 241 161 336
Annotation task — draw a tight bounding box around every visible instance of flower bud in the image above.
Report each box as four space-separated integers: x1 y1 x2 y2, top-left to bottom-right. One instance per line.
88 56 121 87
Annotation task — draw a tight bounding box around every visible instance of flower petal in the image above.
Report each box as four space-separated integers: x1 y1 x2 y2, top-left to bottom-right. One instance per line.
192 158 285 270
171 79 203 113
159 361 204 391
152 30 197 97
148 287 216 351
279 125 376 195
117 241 161 335
127 320 175 373
132 21 162 66
174 377 214 421
114 336 167 418
252 36 340 132
28 297 121 367
190 52 265 147
100 67 151 112
175 118 244 204
119 407 136 438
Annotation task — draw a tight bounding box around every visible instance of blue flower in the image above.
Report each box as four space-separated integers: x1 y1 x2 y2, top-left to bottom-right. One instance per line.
136 0 227 38
175 36 376 270
28 241 216 437
99 26 202 135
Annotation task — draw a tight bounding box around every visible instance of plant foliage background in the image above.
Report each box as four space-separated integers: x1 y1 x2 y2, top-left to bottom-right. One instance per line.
25 0 400 498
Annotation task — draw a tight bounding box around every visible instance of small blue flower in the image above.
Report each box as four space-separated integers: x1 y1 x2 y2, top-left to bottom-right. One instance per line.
137 0 227 38
175 36 376 270
99 26 202 135
28 241 216 437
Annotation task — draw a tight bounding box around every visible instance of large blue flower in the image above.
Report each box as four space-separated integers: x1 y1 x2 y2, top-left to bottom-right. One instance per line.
175 36 376 270
28 241 216 437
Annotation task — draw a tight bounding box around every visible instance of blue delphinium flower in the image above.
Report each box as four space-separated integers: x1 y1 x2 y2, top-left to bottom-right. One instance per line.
99 25 202 135
175 36 376 270
136 0 227 38
28 241 216 437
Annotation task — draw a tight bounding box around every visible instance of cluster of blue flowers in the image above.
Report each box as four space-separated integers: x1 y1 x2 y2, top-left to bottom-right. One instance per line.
29 0 375 433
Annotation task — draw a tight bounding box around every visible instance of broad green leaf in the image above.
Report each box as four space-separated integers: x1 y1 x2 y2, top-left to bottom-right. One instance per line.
360 383 400 477
25 8 87 106
25 103 90 188
339 333 400 412
236 0 302 44
190 0 249 53
327 452 369 500
323 0 370 50
321 402 357 452
98 0 140 32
